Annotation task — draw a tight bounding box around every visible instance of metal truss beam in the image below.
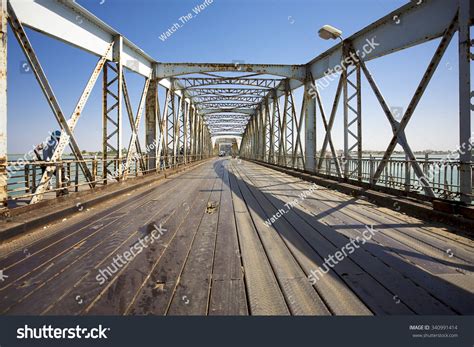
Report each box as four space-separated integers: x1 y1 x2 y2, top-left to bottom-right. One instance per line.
4 0 473 207
102 58 123 181
363 15 457 197
210 128 245 133
9 0 153 77
187 88 269 97
197 102 259 109
177 78 280 89
206 120 248 125
0 0 6 208
207 119 248 124
316 76 343 177
123 72 151 178
459 0 473 204
194 96 263 104
8 3 96 204
307 0 463 81
200 109 255 116
11 0 471 94
210 132 243 136
145 69 159 170
342 53 362 180
304 73 316 172
156 63 306 81
204 113 250 118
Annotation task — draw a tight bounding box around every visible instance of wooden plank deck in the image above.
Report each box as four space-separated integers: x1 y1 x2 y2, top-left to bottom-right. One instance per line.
0 158 473 315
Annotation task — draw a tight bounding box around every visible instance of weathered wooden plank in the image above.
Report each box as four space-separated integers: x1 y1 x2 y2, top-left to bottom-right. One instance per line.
166 165 223 315
126 166 220 315
48 166 214 316
238 162 420 314
302 189 474 314
85 170 215 315
209 161 248 315
247 161 469 314
228 164 289 315
231 163 331 315
232 163 370 315
313 188 474 267
209 279 248 315
0 176 177 267
1 199 167 314
3 164 210 314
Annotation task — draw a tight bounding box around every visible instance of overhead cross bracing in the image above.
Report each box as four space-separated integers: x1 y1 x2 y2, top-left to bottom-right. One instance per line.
176 74 285 137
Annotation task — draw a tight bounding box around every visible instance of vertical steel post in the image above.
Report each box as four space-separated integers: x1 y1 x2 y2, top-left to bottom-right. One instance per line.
178 95 185 163
194 113 200 160
102 61 108 184
268 96 275 163
199 116 204 160
260 105 266 161
102 36 123 182
0 0 7 209
253 116 258 160
343 54 349 179
114 35 123 178
145 71 158 171
162 88 170 166
270 90 279 164
342 44 362 181
280 88 289 166
183 101 190 164
0 0 8 212
189 105 195 162
304 76 316 172
184 101 190 163
356 66 362 181
459 0 472 204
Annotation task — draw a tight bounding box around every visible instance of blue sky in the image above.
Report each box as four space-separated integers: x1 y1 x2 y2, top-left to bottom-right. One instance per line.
7 0 468 154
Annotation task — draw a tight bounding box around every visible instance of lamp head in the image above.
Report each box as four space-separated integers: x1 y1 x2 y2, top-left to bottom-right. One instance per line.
318 25 343 40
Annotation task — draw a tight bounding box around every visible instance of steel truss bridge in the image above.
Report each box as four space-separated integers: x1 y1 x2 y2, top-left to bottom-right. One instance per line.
0 0 472 207
0 0 472 316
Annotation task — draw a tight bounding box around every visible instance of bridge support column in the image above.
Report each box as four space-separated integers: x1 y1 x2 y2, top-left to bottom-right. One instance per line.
198 116 203 160
283 82 295 168
184 101 190 164
259 106 266 161
269 91 280 164
145 75 158 171
178 95 186 164
163 84 177 167
252 116 258 160
102 36 123 182
342 52 362 181
304 76 316 173
459 0 472 204
267 97 275 163
0 0 7 209
189 106 195 161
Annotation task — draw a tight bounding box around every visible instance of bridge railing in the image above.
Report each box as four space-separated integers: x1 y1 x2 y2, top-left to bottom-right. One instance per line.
255 154 474 203
5 154 209 203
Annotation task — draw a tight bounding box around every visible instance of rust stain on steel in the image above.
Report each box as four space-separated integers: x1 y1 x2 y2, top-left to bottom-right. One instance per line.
0 156 8 207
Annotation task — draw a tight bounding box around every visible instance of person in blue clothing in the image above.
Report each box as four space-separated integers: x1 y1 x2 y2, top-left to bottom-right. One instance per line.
43 130 61 162
33 130 68 193
34 130 61 174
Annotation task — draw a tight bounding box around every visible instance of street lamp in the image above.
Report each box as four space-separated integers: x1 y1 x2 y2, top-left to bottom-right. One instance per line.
318 25 343 41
